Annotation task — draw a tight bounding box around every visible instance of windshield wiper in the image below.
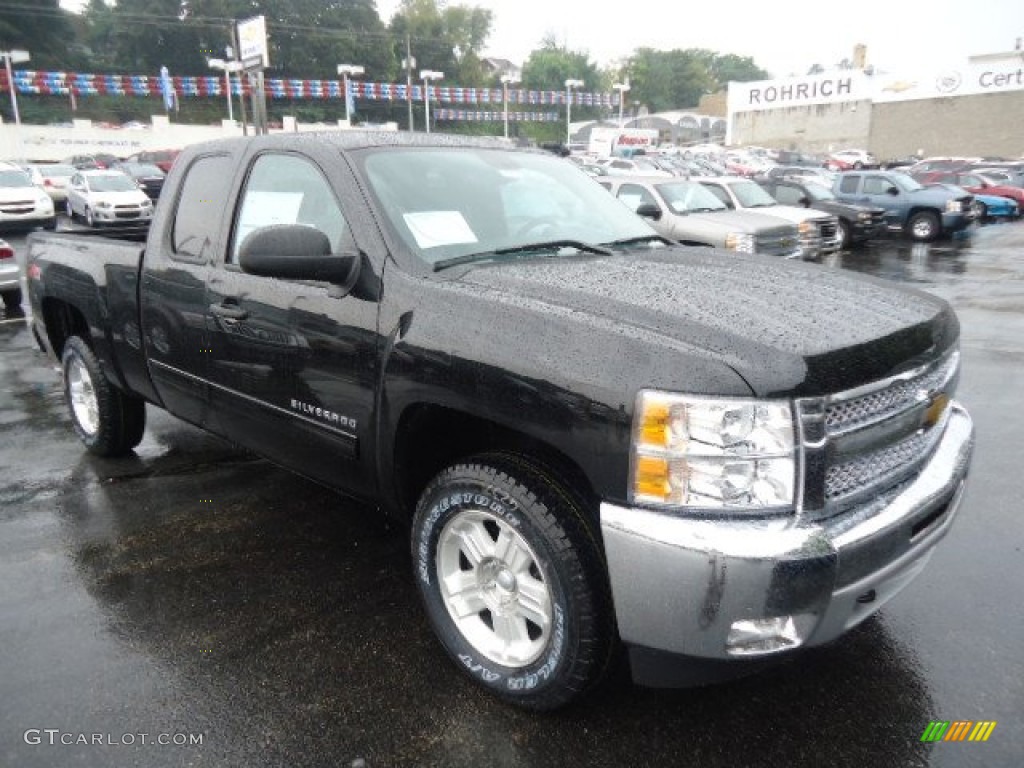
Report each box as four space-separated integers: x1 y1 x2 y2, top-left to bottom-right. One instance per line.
433 239 611 272
602 234 672 249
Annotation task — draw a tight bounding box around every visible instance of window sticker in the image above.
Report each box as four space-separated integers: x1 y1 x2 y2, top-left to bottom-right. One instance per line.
403 211 478 249
235 190 305 252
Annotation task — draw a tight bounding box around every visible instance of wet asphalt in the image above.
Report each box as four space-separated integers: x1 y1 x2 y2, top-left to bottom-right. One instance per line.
1 219 1021 767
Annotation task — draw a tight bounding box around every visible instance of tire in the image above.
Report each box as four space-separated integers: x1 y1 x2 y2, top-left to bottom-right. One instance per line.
853 161 863 169
838 220 851 249
85 207 96 228
975 203 987 222
66 199 75 220
411 452 614 710
2 287 23 315
43 216 57 231
61 336 146 456
907 211 940 242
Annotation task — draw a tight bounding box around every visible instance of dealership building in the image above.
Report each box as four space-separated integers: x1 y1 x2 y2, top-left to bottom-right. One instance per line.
726 49 1024 158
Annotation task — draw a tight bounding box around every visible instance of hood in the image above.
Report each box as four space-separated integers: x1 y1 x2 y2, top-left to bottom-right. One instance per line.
742 204 833 225
813 199 884 217
454 248 957 397
668 208 796 237
0 186 45 203
89 189 149 205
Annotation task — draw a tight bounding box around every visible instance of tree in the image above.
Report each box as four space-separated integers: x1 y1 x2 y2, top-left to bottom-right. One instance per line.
521 35 605 92
389 0 494 87
0 0 77 68
624 48 769 112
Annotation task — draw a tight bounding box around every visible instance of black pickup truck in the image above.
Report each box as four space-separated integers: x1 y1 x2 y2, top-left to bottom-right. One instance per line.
26 132 974 711
756 177 886 247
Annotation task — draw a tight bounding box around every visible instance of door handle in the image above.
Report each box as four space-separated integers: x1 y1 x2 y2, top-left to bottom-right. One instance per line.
209 303 249 321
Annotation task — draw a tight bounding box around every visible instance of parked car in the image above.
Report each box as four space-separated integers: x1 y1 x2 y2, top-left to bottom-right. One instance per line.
827 149 877 170
832 171 974 242
905 157 975 177
916 170 1024 206
126 149 181 174
62 153 121 170
696 176 841 258
0 162 57 232
0 237 20 314
756 178 885 247
967 192 1019 221
971 167 1024 188
760 165 837 185
25 131 974 710
21 163 77 203
596 157 673 177
110 161 167 200
65 170 154 227
598 176 801 257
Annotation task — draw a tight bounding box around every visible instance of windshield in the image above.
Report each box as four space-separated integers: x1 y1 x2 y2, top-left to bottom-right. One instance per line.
0 170 34 188
892 174 924 193
730 180 778 207
89 174 139 192
39 165 76 178
122 163 164 176
656 181 728 213
804 182 835 202
360 147 657 267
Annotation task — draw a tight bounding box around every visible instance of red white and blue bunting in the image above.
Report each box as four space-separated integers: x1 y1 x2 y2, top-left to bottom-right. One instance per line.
0 69 618 107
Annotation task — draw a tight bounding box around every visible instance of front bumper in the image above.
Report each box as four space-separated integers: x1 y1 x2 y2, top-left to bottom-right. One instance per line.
942 211 972 232
601 402 973 678
93 208 152 223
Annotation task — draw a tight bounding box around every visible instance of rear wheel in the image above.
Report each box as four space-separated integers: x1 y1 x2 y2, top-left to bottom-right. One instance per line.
62 336 146 456
907 211 940 242
66 199 75 220
2 287 23 316
412 452 614 710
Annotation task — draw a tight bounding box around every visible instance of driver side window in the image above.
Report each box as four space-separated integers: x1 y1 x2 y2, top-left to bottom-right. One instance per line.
230 154 349 263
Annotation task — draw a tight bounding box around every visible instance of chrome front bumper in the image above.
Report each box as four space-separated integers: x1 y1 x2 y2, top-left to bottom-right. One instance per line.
601 402 973 661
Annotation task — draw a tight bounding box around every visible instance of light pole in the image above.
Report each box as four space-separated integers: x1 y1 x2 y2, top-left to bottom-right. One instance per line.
500 73 520 139
420 70 443 134
564 78 583 147
337 64 365 126
613 80 630 126
1 49 30 162
207 57 242 122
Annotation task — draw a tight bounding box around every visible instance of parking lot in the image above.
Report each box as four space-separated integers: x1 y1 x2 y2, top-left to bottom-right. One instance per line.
1 217 1021 767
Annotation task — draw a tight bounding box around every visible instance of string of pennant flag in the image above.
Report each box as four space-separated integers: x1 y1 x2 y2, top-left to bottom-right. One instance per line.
0 69 619 107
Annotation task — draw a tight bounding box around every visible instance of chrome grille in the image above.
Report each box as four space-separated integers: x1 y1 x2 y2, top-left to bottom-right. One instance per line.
819 220 838 239
825 427 939 500
825 352 958 434
756 231 798 257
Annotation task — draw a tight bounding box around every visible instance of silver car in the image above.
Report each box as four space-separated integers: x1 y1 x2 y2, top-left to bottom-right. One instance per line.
65 170 154 228
599 176 801 259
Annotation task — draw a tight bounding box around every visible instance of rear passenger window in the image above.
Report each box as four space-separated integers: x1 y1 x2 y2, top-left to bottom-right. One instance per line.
172 154 234 264
839 175 860 194
616 183 658 212
773 186 803 205
863 176 889 195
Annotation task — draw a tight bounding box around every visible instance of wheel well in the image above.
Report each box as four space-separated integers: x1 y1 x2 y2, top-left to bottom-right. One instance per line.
393 404 599 523
41 298 90 358
906 207 939 223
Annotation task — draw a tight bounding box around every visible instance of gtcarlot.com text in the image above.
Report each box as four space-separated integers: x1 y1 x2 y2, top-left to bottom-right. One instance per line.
23 729 204 747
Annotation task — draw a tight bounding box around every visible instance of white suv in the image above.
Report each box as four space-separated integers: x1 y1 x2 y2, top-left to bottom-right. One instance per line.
0 162 57 231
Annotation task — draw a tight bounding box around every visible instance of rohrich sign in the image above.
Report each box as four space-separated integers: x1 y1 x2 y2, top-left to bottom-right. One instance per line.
729 62 1024 114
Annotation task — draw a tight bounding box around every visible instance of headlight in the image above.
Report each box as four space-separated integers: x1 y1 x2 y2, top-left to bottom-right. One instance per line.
96 201 113 209
858 211 873 221
797 220 814 234
945 199 963 213
630 391 796 512
142 199 153 207
724 232 755 253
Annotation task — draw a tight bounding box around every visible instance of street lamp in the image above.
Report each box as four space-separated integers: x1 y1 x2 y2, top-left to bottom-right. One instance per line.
1 48 30 161
500 72 520 139
613 80 630 126
336 64 365 125
564 78 583 147
420 70 443 134
208 56 242 122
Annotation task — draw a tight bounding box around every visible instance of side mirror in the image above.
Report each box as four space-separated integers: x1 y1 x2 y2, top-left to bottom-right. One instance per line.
635 202 663 220
798 195 810 207
886 186 899 196
239 224 360 287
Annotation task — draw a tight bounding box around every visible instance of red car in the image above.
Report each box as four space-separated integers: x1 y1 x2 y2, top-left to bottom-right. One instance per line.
917 170 1024 205
132 149 181 174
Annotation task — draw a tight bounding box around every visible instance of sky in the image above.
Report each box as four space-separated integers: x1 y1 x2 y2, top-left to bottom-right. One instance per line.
60 0 1024 80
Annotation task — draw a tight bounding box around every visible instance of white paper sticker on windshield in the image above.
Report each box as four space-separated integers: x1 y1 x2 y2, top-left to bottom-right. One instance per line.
403 211 478 249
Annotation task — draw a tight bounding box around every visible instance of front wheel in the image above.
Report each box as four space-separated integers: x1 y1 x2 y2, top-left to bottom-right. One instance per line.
838 220 851 249
85 207 96 228
62 336 146 456
907 211 940 242
2 287 23 316
412 453 614 710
